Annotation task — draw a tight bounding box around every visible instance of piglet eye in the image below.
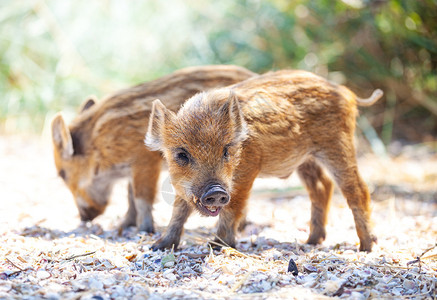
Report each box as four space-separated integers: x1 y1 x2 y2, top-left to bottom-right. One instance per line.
175 148 190 166
223 145 230 160
59 169 66 180
178 152 189 161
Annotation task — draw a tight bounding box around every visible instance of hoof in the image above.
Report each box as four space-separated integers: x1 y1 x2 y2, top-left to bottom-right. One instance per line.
359 234 377 252
209 237 236 250
138 219 155 234
306 232 326 245
151 238 178 251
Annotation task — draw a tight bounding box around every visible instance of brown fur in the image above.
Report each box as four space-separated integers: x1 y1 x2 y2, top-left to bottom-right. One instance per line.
146 69 382 251
51 65 256 232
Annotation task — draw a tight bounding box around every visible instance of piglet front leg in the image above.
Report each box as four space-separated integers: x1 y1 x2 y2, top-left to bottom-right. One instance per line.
152 197 192 250
215 167 258 249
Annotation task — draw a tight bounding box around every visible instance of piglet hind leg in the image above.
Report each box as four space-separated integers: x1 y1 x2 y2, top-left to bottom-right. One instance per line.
151 197 192 251
297 159 334 245
119 182 137 229
132 151 162 233
320 145 377 252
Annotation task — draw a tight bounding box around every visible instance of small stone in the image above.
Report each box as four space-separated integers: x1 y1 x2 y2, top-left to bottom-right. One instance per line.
72 280 87 291
132 295 148 300
100 259 115 269
392 287 403 296
112 256 128 268
349 291 365 300
254 273 268 281
89 278 104 290
163 269 176 281
165 273 177 281
324 279 341 293
36 270 51 280
265 249 283 261
131 284 150 297
45 292 61 300
287 258 299 276
114 271 129 281
81 257 94 265
303 264 317 273
112 285 126 297
102 276 116 288
403 279 415 290
302 276 317 288
163 261 174 268
260 280 271 292
163 268 174 276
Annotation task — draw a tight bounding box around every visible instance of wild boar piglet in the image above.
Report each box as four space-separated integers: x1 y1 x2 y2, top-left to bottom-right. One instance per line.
51 65 256 232
146 69 382 252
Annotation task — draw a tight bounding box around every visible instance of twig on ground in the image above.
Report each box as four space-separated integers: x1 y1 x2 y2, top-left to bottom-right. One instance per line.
212 233 231 248
63 251 96 261
419 243 437 258
179 253 208 259
421 253 437 260
407 242 437 271
5 257 24 271
386 270 403 284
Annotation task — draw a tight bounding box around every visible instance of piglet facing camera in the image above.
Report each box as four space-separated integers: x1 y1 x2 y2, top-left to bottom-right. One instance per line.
147 69 382 252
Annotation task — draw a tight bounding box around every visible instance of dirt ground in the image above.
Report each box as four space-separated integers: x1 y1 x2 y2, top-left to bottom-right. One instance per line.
0 135 436 299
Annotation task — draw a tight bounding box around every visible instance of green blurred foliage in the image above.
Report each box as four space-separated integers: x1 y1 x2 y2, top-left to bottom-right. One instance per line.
1 0 436 143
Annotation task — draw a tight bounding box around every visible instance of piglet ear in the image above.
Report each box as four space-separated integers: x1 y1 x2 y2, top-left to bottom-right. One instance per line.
51 113 74 159
145 99 173 151
79 95 97 113
228 91 248 144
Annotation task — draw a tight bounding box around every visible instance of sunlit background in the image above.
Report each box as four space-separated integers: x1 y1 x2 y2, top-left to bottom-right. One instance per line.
1 0 436 148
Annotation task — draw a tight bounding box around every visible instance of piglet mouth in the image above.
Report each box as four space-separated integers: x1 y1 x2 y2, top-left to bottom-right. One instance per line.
195 200 222 217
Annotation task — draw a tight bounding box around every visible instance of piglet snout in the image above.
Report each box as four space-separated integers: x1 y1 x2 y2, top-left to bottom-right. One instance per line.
200 184 230 206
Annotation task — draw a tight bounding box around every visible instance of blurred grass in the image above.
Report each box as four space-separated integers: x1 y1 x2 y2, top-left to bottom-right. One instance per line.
1 0 436 145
